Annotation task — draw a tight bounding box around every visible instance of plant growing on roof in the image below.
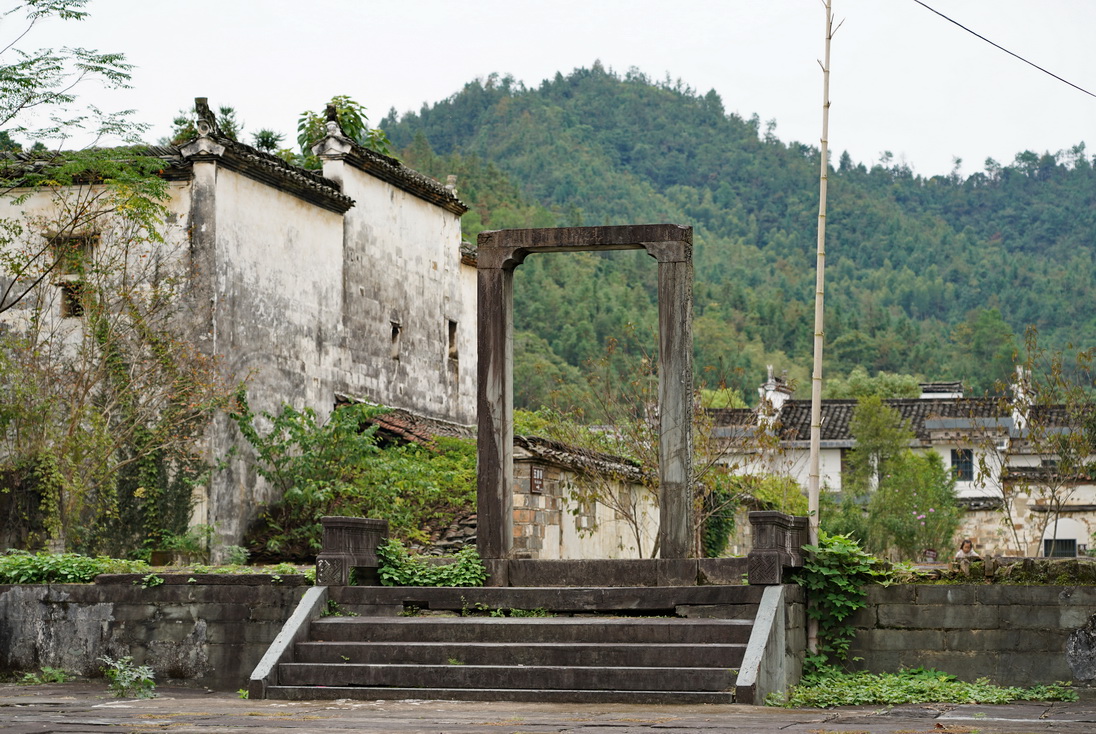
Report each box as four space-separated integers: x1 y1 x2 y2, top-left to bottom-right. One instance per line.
297 95 395 167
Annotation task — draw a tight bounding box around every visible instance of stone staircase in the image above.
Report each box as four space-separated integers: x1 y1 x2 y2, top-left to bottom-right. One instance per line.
256 585 767 704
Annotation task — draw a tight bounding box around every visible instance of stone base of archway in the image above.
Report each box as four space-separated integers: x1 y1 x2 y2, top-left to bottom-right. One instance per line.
484 556 747 587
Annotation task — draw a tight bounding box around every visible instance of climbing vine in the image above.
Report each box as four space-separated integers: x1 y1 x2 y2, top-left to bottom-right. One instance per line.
796 531 892 673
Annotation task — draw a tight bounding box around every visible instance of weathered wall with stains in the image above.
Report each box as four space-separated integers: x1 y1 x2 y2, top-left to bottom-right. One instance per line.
849 583 1096 690
197 164 347 547
0 577 307 690
0 141 474 553
334 162 474 424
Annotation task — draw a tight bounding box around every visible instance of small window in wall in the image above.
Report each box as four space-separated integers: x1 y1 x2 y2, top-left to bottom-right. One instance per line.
951 448 973 482
390 321 401 359
58 280 85 318
52 235 96 318
447 319 458 361
1044 538 1078 558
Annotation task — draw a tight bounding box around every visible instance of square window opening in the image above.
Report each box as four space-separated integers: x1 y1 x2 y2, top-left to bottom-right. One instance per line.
58 281 85 318
951 448 974 482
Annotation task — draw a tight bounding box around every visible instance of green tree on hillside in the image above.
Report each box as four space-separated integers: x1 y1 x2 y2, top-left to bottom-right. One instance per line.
383 65 1095 405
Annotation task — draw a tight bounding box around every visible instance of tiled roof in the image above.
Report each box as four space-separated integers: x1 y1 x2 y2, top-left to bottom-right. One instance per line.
710 398 1072 444
514 434 647 481
0 146 193 182
337 145 468 216
0 142 355 212
180 133 355 213
333 395 474 447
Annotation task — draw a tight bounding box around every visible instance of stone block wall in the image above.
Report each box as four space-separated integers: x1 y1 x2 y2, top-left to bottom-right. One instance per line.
512 460 658 559
0 575 307 690
849 584 1096 689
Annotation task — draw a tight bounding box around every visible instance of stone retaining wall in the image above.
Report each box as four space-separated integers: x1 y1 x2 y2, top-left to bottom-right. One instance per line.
848 584 1096 689
0 575 307 691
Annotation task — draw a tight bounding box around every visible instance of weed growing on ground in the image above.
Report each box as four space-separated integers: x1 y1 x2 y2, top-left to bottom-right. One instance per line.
319 599 358 617
18 667 71 685
770 667 1077 708
135 573 163 589
100 656 156 699
377 540 485 587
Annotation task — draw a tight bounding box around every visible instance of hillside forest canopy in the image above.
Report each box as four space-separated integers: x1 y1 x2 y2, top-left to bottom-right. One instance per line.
381 64 1095 414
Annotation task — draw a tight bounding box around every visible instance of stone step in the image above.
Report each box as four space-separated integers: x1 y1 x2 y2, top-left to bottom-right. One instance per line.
277 662 738 692
330 584 762 613
264 685 735 704
293 640 747 668
309 616 754 644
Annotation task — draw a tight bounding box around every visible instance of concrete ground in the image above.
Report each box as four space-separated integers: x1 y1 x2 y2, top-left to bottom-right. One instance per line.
3 683 1096 733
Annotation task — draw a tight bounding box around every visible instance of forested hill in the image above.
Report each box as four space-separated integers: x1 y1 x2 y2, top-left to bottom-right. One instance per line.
381 64 1096 410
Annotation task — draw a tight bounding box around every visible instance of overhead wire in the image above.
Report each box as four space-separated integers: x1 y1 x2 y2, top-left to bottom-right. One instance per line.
912 0 1096 100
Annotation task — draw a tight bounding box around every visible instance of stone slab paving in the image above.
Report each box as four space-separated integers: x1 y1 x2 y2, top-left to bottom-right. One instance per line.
3 683 1096 733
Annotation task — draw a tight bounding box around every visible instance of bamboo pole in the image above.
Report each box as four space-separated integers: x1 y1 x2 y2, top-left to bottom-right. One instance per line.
807 0 835 656
808 0 835 547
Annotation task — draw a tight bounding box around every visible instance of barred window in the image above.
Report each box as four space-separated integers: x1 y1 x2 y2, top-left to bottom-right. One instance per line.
951 448 974 482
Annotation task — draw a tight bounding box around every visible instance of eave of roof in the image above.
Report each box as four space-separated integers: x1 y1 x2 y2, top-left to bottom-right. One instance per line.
334 146 468 216
514 434 647 481
181 137 355 214
710 397 1083 443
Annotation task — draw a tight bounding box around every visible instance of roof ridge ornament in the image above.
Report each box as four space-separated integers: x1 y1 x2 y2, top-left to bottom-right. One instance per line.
311 103 354 158
179 97 225 158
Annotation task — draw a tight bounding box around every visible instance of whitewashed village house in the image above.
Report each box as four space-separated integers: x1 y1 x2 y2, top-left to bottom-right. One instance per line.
713 369 1096 558
0 99 477 552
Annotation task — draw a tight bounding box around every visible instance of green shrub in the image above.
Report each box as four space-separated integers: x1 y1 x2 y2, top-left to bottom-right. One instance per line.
0 551 149 584
233 399 477 558
774 667 1077 708
377 539 486 587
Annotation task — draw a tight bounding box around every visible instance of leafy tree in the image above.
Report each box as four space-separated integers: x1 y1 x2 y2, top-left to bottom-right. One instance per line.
823 367 921 399
824 396 960 560
949 308 1019 395
844 395 916 495
250 128 284 153
971 329 1096 555
0 172 231 553
1 0 164 314
0 1 232 554
1 0 135 145
866 451 961 560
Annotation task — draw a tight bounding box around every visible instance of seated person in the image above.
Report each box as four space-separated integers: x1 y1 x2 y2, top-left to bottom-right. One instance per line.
955 539 980 560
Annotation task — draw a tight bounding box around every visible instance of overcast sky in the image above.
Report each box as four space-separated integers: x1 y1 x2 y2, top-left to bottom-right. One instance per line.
21 0 1096 177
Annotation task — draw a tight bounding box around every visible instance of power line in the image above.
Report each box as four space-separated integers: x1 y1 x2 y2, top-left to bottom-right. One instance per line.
912 0 1096 100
